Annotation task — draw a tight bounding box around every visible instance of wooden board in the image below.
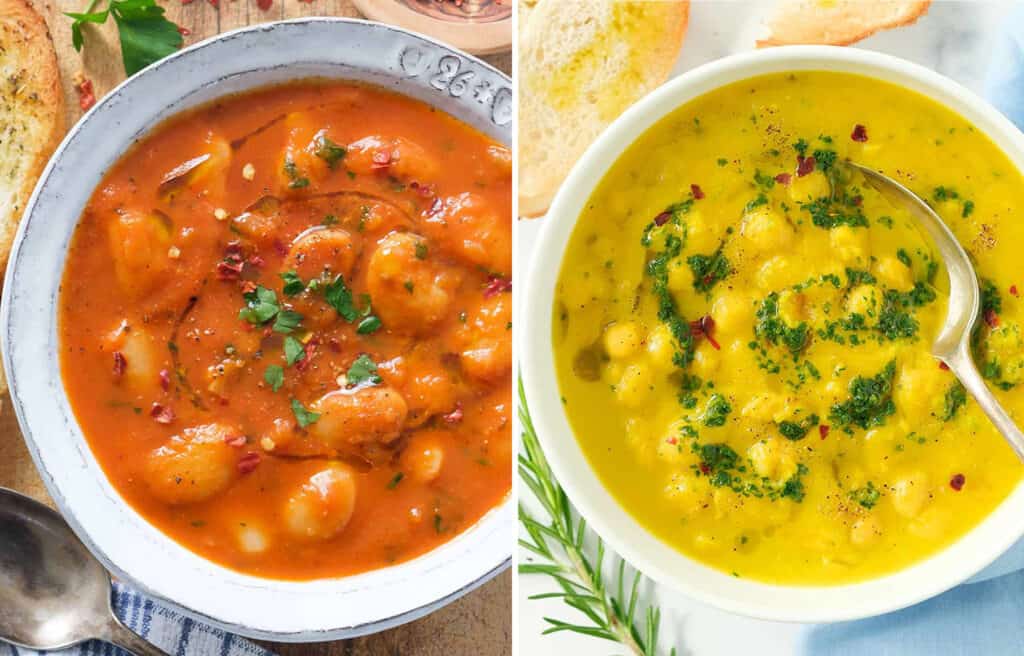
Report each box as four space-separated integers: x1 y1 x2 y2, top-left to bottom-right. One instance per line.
3 1 511 654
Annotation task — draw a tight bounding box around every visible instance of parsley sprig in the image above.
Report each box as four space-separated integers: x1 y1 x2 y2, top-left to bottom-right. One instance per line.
519 380 677 655
67 0 182 76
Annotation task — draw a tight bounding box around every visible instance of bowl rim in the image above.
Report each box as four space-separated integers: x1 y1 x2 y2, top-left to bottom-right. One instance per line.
2 17 511 641
521 44 1024 623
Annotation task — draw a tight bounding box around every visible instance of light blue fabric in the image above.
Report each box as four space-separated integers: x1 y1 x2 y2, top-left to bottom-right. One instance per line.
800 13 1024 654
3 582 273 656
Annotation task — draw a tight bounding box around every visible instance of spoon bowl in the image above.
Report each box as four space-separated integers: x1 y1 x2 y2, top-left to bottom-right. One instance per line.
846 160 1024 461
0 487 167 655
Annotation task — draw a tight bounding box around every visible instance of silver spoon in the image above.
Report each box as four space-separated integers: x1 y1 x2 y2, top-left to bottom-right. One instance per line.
846 161 1024 461
0 487 169 655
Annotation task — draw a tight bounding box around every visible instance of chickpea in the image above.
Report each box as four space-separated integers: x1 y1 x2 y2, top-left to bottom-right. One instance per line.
284 464 358 540
829 225 871 264
874 255 914 291
711 293 753 339
144 423 241 505
850 514 883 548
616 364 652 407
846 284 879 318
788 170 831 201
645 324 675 371
890 471 931 518
604 322 642 360
741 206 794 253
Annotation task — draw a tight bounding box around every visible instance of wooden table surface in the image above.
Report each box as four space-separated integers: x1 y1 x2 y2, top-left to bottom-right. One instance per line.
5 1 511 654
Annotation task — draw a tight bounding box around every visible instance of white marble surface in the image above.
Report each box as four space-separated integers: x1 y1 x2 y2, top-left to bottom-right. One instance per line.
514 1 1019 654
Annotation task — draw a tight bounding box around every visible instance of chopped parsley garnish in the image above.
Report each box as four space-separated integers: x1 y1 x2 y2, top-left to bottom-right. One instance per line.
801 192 868 229
290 398 320 427
780 464 809 502
745 193 769 212
644 231 695 368
811 148 837 172
387 472 404 489
414 242 428 260
753 169 776 189
876 283 936 341
272 310 303 334
325 274 359 321
942 381 967 421
777 413 820 441
962 200 975 217
238 285 279 324
280 270 305 296
357 315 382 335
687 250 730 294
933 186 960 201
794 138 809 157
755 293 809 355
314 135 347 168
896 248 913 268
850 482 881 509
347 354 382 386
264 365 284 392
846 268 877 287
404 280 415 293
829 361 897 432
283 336 305 366
283 159 310 189
703 394 732 427
322 214 339 226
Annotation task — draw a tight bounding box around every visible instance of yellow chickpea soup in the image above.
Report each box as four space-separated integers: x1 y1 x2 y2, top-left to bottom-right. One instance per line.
553 72 1024 584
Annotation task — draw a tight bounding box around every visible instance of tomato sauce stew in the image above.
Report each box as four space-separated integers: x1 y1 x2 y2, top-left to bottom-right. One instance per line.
59 80 512 580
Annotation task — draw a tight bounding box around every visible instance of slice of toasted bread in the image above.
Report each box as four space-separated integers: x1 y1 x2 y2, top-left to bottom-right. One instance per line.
757 0 930 47
518 0 689 218
0 0 64 269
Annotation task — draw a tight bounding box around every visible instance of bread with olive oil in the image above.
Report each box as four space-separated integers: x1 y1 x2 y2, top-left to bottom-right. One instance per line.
518 0 689 218
757 0 931 47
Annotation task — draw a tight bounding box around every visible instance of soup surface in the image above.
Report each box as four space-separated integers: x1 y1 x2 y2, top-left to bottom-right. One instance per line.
60 81 512 580
554 72 1024 584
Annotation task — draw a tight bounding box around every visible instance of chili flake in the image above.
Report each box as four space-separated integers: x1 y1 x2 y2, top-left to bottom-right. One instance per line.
237 452 261 474
256 0 272 9
76 78 96 112
796 155 816 177
150 403 175 424
443 402 464 424
483 276 512 298
158 368 171 391
984 308 1000 328
819 424 830 439
950 473 966 491
112 351 127 379
851 124 869 142
371 150 393 169
774 172 792 185
689 315 720 350
690 184 705 200
177 26 191 36
224 434 247 448
653 211 672 226
939 361 950 371
1011 285 1019 298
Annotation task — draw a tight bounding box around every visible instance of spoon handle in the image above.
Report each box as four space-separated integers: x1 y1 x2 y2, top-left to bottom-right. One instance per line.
101 616 171 656
947 345 1024 462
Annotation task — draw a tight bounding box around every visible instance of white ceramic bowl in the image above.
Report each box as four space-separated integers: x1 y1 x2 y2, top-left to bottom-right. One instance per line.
1 18 511 641
522 45 1024 623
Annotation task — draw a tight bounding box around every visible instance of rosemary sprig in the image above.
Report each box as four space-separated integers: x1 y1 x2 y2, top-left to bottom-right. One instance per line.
518 379 677 655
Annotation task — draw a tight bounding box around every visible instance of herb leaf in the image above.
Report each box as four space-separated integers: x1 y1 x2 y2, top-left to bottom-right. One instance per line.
290 398 320 427
273 310 303 334
238 286 279 324
325 274 359 321
829 361 897 432
280 270 305 296
283 336 306 366
68 0 182 76
347 354 382 385
314 134 347 168
264 365 284 392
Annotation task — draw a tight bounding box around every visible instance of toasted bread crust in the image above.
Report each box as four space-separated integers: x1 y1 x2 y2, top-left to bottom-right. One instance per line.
0 0 64 271
518 1 689 218
757 0 931 47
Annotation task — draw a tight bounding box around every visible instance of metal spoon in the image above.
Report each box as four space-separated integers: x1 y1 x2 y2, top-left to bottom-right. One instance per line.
0 487 169 655
846 161 1024 461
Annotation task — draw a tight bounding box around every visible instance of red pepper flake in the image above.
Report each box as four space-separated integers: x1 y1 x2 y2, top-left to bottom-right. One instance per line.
428 197 444 216
327 337 342 353
158 369 171 391
484 275 512 298
273 239 289 257
150 403 175 424
371 150 393 169
295 338 318 372
247 254 265 269
112 351 127 379
774 172 792 186
217 241 245 280
76 78 96 112
950 473 966 491
240 280 257 295
1011 285 1019 298
852 195 863 207
851 124 869 142
796 155 816 177
256 0 272 9
653 211 672 226
224 434 247 448
443 402 464 424
819 424 830 440
689 315 720 350
666 436 678 445
237 452 261 474
207 0 218 7
177 25 191 36
699 462 711 475
939 361 950 371
690 184 705 200
984 308 1000 328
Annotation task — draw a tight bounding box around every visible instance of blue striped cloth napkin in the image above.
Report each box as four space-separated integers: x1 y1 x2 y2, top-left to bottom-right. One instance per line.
6 582 272 656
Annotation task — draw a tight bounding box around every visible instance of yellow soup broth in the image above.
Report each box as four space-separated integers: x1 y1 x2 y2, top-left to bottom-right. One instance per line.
553 72 1024 584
